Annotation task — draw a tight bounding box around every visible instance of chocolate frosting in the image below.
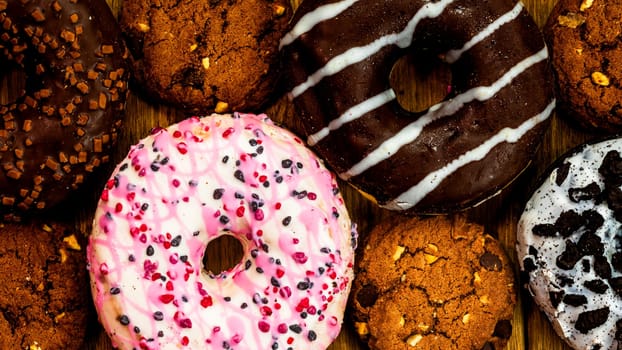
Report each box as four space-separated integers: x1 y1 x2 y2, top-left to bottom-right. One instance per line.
0 0 129 221
281 0 555 213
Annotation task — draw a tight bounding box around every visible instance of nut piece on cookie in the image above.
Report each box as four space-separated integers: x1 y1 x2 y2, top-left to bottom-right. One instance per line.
350 215 516 350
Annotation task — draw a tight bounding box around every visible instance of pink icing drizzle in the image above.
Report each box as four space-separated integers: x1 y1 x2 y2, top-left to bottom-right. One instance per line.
87 113 356 349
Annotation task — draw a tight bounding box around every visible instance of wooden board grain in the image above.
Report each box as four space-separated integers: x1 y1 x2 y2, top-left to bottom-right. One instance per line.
1 0 593 349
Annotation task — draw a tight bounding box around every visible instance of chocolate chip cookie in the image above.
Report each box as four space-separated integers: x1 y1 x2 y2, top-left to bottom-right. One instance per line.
0 221 91 349
120 0 292 114
351 215 516 350
544 0 622 132
517 137 622 350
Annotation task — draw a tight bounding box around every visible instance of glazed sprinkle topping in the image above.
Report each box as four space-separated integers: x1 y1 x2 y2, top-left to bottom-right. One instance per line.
88 113 356 349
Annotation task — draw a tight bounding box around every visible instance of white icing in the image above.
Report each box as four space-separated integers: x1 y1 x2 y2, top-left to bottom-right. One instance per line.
287 0 457 99
307 89 396 146
340 46 550 181
279 0 359 50
517 138 622 350
382 99 555 210
444 1 524 63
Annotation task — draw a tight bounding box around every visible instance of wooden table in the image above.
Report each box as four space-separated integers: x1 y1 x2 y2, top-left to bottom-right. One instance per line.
2 0 589 348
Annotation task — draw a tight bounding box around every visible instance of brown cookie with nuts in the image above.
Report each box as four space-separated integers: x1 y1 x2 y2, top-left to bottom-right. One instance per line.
0 221 92 349
350 215 516 350
120 0 292 114
544 0 622 132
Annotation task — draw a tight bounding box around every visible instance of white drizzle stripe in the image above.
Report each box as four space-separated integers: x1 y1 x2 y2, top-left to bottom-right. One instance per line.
444 2 524 63
288 0 456 99
307 89 396 146
279 0 359 50
339 46 549 180
382 100 556 211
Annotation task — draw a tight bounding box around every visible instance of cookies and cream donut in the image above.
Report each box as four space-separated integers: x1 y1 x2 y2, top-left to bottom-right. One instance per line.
517 137 622 350
280 0 555 213
88 113 357 349
0 0 129 221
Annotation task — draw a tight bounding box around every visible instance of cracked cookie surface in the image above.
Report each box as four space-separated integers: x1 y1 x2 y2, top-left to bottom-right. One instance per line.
350 215 516 350
0 222 91 349
544 0 622 132
120 0 291 114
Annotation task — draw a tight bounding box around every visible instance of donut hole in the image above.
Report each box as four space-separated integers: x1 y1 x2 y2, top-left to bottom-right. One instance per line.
203 235 245 275
389 51 452 113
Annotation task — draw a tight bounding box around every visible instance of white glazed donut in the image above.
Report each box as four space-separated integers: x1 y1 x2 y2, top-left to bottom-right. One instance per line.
87 113 357 349
517 138 622 350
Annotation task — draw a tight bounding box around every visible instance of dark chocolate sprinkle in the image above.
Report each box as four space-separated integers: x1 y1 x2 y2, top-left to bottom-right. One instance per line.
615 319 622 341
141 203 149 211
609 277 622 296
532 223 556 237
219 215 230 224
222 155 229 163
213 188 224 200
158 331 164 337
257 146 264 154
271 276 280 287
146 245 154 256
256 267 264 273
593 255 612 279
241 302 248 309
160 157 169 165
556 240 581 270
563 294 588 307
282 216 291 226
272 342 278 350
224 297 231 302
118 315 130 326
120 163 129 171
171 235 182 247
289 324 302 333
235 192 244 199
153 311 163 321
584 279 609 294
281 159 292 168
110 287 121 295
150 163 160 172
297 281 310 290
180 255 188 263
249 139 257 146
523 257 537 273
234 170 245 182
575 307 610 334
480 252 503 271
134 326 140 333
568 182 601 203
129 254 136 262
307 330 317 341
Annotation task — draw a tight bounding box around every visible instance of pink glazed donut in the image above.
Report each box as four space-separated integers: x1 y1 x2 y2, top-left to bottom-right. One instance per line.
87 113 356 349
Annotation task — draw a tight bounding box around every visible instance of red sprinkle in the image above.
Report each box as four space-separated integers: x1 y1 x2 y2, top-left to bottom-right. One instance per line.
181 336 189 346
159 294 175 304
277 323 288 334
222 127 235 138
172 130 182 138
307 192 317 200
292 252 308 264
177 142 188 154
254 209 264 221
275 202 281 210
201 296 213 308
258 321 270 333
260 306 272 316
100 189 109 201
115 202 123 213
172 179 180 187
276 269 285 278
236 206 245 217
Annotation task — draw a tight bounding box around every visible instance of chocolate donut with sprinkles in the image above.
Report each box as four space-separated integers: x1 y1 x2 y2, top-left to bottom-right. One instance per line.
87 113 357 349
280 0 555 213
0 0 129 221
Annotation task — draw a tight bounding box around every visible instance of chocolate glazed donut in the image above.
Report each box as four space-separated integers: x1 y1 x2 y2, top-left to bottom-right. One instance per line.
281 0 555 213
0 0 129 221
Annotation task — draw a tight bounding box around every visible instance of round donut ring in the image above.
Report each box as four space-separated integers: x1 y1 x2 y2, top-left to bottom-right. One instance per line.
0 0 129 221
280 0 555 213
88 113 357 349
